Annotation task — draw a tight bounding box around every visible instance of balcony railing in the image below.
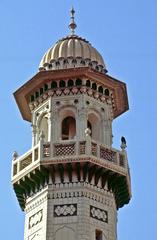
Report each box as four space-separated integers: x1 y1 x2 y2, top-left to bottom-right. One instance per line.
12 139 128 179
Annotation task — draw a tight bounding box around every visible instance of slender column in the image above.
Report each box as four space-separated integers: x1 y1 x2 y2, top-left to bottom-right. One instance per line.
32 124 37 147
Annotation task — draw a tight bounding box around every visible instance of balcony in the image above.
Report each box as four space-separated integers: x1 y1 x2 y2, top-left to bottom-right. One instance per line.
12 139 129 182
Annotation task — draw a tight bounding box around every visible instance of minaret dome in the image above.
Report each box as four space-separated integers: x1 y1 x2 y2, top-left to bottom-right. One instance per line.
39 8 107 73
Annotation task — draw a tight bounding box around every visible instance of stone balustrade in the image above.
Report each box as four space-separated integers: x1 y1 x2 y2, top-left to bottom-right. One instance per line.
12 139 128 179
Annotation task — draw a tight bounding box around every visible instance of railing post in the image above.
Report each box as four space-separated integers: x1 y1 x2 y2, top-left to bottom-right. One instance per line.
116 152 119 165
123 150 128 169
75 140 79 156
39 140 44 161
32 146 35 162
12 151 19 176
85 133 91 155
97 144 100 159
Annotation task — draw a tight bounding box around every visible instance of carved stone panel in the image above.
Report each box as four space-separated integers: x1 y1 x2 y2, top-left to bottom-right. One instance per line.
54 204 77 217
28 229 42 240
29 210 43 229
90 205 108 223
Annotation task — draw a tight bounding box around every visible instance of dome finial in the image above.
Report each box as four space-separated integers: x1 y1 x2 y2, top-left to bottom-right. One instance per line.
69 7 77 35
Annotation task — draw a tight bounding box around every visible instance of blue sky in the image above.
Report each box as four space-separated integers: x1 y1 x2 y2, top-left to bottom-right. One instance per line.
0 0 157 239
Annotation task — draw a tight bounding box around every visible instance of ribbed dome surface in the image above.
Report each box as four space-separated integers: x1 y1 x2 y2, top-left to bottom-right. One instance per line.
39 35 107 73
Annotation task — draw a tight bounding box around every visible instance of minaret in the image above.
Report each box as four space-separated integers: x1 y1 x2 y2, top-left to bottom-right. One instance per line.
12 9 131 240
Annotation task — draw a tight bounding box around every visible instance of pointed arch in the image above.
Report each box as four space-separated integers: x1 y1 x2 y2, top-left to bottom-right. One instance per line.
55 225 76 240
37 112 49 142
87 109 102 142
58 106 77 140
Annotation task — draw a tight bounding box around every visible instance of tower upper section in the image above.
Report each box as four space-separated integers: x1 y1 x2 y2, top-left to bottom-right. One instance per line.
39 35 106 73
12 8 131 216
39 8 106 73
14 8 128 122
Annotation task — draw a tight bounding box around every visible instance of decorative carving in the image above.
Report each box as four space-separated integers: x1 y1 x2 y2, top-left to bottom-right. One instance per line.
20 153 32 171
79 141 86 154
91 142 97 156
43 143 51 157
54 143 75 157
29 210 43 229
100 147 116 162
28 229 42 240
29 85 114 114
54 204 77 217
119 153 125 167
90 206 108 223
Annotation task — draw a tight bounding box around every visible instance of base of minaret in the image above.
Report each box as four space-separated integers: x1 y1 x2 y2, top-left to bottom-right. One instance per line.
24 182 117 240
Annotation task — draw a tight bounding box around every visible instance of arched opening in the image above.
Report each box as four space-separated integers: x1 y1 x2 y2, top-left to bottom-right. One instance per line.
44 84 48 91
92 83 97 90
62 116 76 140
40 88 43 95
72 59 77 65
76 78 82 86
59 80 65 88
35 91 39 99
56 61 60 67
98 86 103 94
86 80 91 87
68 79 74 87
104 88 109 96
39 114 48 142
30 95 35 102
55 226 75 240
63 59 68 65
80 60 85 65
51 81 57 89
88 112 101 142
95 66 99 71
87 121 92 136
95 230 103 240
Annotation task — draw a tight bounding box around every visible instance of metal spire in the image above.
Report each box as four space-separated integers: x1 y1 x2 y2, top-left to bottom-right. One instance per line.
69 7 77 35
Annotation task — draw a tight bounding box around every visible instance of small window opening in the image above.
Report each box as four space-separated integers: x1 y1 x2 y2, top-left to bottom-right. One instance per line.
80 60 85 65
59 80 66 88
51 81 57 89
44 84 48 91
40 88 43 95
76 78 82 86
86 80 91 87
56 61 60 66
95 230 102 240
68 79 74 87
98 86 103 94
56 101 60 106
104 89 109 96
62 117 76 140
96 66 99 71
35 91 39 98
63 59 68 64
92 83 97 90
30 95 35 102
72 59 77 64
